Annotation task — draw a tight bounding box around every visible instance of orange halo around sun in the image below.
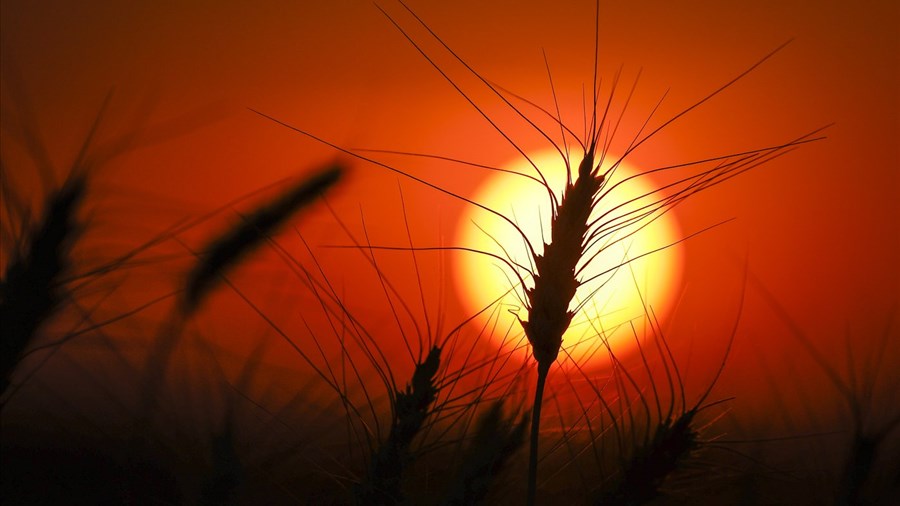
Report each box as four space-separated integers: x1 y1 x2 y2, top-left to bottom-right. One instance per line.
453 149 684 368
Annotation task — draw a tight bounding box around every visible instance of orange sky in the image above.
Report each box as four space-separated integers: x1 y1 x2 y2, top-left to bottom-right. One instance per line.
3 0 898 433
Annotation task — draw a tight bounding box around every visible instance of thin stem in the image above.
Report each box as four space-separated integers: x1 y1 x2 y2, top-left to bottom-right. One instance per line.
527 360 551 506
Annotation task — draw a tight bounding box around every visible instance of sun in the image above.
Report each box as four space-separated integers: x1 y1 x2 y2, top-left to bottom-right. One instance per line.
454 149 684 368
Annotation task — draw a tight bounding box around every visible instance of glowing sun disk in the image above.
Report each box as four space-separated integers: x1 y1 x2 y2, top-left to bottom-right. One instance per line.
454 150 683 367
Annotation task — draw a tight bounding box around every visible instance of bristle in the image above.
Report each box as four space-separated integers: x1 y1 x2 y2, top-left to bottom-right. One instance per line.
0 175 86 394
182 164 343 314
355 346 441 505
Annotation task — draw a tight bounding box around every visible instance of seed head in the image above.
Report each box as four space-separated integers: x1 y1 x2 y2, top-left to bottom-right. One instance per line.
521 150 603 367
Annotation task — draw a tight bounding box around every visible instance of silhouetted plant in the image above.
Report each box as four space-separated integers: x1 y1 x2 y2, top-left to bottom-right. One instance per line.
182 164 344 314
353 345 441 505
443 400 528 505
1 175 85 397
755 282 900 506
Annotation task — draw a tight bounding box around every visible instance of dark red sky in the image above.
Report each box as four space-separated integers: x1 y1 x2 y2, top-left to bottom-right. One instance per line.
3 0 898 424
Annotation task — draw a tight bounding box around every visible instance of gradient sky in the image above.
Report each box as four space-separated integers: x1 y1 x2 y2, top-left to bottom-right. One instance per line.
3 0 898 429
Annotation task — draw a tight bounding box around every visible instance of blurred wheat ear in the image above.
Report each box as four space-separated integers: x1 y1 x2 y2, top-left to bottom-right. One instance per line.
1 175 86 396
181 164 344 314
136 163 344 428
754 280 900 505
596 411 700 506
443 400 528 506
355 346 441 506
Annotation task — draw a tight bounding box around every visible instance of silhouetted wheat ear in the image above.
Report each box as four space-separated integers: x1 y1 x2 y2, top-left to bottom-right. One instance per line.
597 410 700 506
355 345 441 506
182 164 344 314
1 175 86 395
522 149 601 367
443 400 528 506
523 146 603 505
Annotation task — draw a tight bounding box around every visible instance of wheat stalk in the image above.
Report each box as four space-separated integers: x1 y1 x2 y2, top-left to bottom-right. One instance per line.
354 345 441 505
519 141 606 504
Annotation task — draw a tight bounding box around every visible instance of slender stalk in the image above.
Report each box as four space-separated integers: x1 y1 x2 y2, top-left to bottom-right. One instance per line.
527 360 551 506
